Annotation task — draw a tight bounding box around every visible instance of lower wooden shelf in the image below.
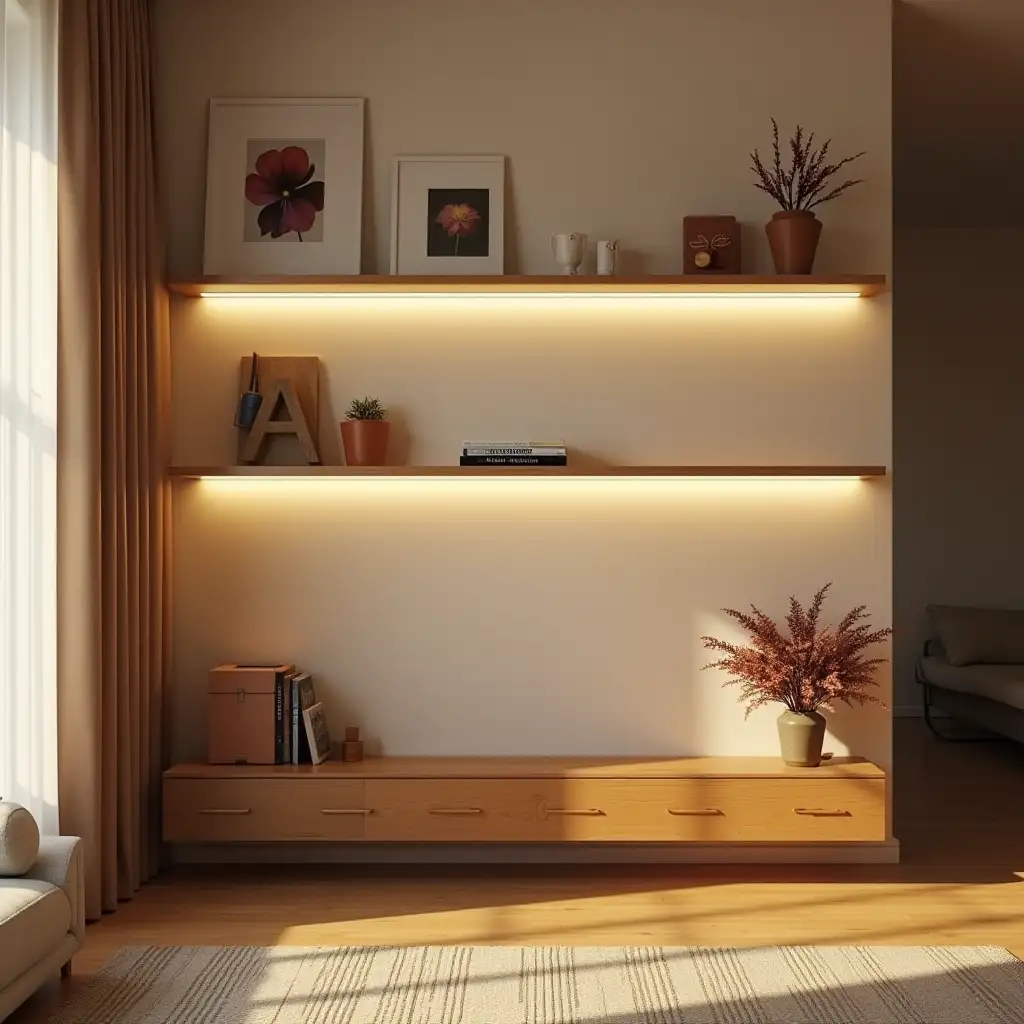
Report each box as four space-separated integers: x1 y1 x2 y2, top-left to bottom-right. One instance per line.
163 756 886 846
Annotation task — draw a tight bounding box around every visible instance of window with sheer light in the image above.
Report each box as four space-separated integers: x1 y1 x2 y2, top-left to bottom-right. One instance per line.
0 0 59 831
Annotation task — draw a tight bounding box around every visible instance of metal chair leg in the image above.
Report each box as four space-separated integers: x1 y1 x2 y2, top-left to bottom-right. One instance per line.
921 682 1005 742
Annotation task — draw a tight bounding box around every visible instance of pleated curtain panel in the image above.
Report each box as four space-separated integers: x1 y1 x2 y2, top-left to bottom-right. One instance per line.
58 0 171 920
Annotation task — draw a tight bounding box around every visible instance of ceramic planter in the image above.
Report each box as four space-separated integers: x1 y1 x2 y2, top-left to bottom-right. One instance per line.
765 210 822 275
777 710 826 767
341 419 390 467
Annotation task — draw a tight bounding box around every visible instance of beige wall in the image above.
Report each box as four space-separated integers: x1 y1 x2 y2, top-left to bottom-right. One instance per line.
155 2 893 782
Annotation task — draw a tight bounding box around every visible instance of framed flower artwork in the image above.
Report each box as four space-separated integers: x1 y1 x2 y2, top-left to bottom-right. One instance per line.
203 98 365 275
390 155 505 275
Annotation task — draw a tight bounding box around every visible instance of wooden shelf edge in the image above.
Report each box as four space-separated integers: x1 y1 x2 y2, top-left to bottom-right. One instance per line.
167 465 887 480
168 274 887 297
164 755 885 781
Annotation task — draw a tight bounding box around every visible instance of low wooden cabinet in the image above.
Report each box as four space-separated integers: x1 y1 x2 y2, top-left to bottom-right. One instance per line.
163 756 886 847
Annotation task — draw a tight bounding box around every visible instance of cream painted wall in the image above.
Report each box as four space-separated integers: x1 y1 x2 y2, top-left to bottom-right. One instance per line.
155 2 893 781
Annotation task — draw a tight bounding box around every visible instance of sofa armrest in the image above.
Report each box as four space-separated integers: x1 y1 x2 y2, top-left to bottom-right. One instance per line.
22 836 85 945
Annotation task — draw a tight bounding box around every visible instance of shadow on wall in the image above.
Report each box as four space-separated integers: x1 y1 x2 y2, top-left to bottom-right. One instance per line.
892 229 1024 710
895 0 1024 229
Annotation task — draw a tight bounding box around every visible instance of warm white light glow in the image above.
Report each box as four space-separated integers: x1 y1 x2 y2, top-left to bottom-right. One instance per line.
199 290 863 301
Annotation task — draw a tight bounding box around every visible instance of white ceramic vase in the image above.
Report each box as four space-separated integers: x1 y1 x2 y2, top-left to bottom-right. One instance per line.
551 232 587 275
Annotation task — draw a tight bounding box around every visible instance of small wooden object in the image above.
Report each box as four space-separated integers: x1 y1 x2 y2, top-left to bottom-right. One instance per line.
241 378 321 465
683 215 742 274
342 726 364 762
237 355 321 463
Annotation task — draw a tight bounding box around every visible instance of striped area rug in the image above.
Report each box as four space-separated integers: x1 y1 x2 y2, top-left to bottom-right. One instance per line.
47 944 1024 1023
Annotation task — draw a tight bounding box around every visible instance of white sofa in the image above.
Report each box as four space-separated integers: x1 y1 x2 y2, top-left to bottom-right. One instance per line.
0 805 84 1022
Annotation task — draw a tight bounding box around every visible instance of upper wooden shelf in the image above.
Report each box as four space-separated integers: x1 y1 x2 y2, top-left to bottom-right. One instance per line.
168 274 887 297
169 465 887 480
165 755 884 781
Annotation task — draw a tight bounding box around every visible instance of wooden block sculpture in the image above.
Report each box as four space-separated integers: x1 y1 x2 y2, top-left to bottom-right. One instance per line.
238 355 321 465
342 726 364 762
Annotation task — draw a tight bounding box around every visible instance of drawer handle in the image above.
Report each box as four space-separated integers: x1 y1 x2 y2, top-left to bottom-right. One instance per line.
429 807 483 816
667 808 724 817
199 808 252 816
547 808 606 817
321 808 374 816
794 808 852 817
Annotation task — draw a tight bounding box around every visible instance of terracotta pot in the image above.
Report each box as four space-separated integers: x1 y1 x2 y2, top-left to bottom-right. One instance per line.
341 419 390 467
765 210 822 275
777 710 826 767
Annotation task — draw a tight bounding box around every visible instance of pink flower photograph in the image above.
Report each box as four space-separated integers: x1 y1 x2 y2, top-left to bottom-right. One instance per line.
427 187 490 257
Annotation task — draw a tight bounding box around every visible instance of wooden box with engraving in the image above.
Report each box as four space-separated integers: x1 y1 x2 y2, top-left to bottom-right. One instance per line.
683 215 741 274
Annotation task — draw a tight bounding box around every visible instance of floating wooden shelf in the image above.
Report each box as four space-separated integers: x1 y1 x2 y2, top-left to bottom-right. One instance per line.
169 465 887 480
168 274 887 297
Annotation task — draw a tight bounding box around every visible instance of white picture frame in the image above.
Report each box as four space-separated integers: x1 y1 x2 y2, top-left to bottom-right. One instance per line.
203 97 365 276
390 154 505 275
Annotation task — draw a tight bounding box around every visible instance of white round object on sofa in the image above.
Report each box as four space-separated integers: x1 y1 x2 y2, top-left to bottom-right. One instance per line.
0 801 40 876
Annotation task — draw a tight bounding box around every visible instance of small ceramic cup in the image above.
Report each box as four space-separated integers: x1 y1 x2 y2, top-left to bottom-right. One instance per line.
596 240 619 276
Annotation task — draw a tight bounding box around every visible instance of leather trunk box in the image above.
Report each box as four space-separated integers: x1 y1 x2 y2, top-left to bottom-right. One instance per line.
208 664 292 764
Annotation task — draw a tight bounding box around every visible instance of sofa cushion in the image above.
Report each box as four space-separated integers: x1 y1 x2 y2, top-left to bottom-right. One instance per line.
0 881 71 988
0 802 40 876
927 604 1024 667
919 657 1024 712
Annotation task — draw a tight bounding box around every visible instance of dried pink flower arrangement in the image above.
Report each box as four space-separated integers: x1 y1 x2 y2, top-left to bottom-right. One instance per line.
701 583 891 716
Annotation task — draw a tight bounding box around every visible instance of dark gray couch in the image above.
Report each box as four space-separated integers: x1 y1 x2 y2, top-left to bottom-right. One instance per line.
916 604 1024 742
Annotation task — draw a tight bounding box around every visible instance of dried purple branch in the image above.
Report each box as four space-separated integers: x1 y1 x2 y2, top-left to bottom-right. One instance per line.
701 583 891 717
750 120 865 212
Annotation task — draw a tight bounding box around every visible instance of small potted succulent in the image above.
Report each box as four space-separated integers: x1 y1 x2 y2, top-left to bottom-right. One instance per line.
701 584 890 767
340 396 390 467
751 119 866 274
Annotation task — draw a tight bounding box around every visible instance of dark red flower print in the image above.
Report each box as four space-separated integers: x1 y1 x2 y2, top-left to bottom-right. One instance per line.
244 146 325 240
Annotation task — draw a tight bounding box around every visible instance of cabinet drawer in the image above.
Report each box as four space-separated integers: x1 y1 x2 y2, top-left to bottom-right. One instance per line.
365 780 551 841
539 779 884 842
363 777 884 843
163 778 368 842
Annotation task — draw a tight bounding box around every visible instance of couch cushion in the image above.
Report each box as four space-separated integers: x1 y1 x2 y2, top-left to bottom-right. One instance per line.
0 802 40 876
919 657 1024 712
0 880 71 988
927 604 1024 666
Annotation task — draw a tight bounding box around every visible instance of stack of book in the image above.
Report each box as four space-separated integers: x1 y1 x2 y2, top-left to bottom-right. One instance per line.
460 440 567 467
274 667 332 766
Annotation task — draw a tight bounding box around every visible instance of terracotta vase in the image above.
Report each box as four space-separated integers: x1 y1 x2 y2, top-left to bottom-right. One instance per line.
777 710 826 767
765 210 823 275
341 420 390 467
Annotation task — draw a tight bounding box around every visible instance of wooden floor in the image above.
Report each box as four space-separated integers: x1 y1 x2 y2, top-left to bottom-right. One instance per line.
12 720 1024 1021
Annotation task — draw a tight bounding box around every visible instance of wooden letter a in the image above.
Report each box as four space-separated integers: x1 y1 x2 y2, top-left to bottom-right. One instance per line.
240 378 321 465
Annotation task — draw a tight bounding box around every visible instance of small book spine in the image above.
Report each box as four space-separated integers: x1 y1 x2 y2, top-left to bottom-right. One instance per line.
274 672 284 764
460 456 568 466
291 679 300 765
463 448 567 457
282 675 292 765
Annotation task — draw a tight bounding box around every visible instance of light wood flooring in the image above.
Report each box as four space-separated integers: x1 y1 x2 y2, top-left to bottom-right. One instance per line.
12 720 1024 1021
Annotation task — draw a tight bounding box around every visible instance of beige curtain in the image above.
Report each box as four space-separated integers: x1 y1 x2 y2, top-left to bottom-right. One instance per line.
57 0 171 920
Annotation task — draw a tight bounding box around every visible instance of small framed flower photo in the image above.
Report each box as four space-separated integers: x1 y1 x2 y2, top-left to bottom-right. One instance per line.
390 155 505 275
203 98 365 275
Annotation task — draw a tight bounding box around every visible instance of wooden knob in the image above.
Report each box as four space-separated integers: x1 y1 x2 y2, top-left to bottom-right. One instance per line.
694 251 712 268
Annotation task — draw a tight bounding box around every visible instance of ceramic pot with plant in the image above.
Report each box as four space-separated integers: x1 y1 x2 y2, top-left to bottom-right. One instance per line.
341 397 390 466
751 120 866 275
701 583 890 767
